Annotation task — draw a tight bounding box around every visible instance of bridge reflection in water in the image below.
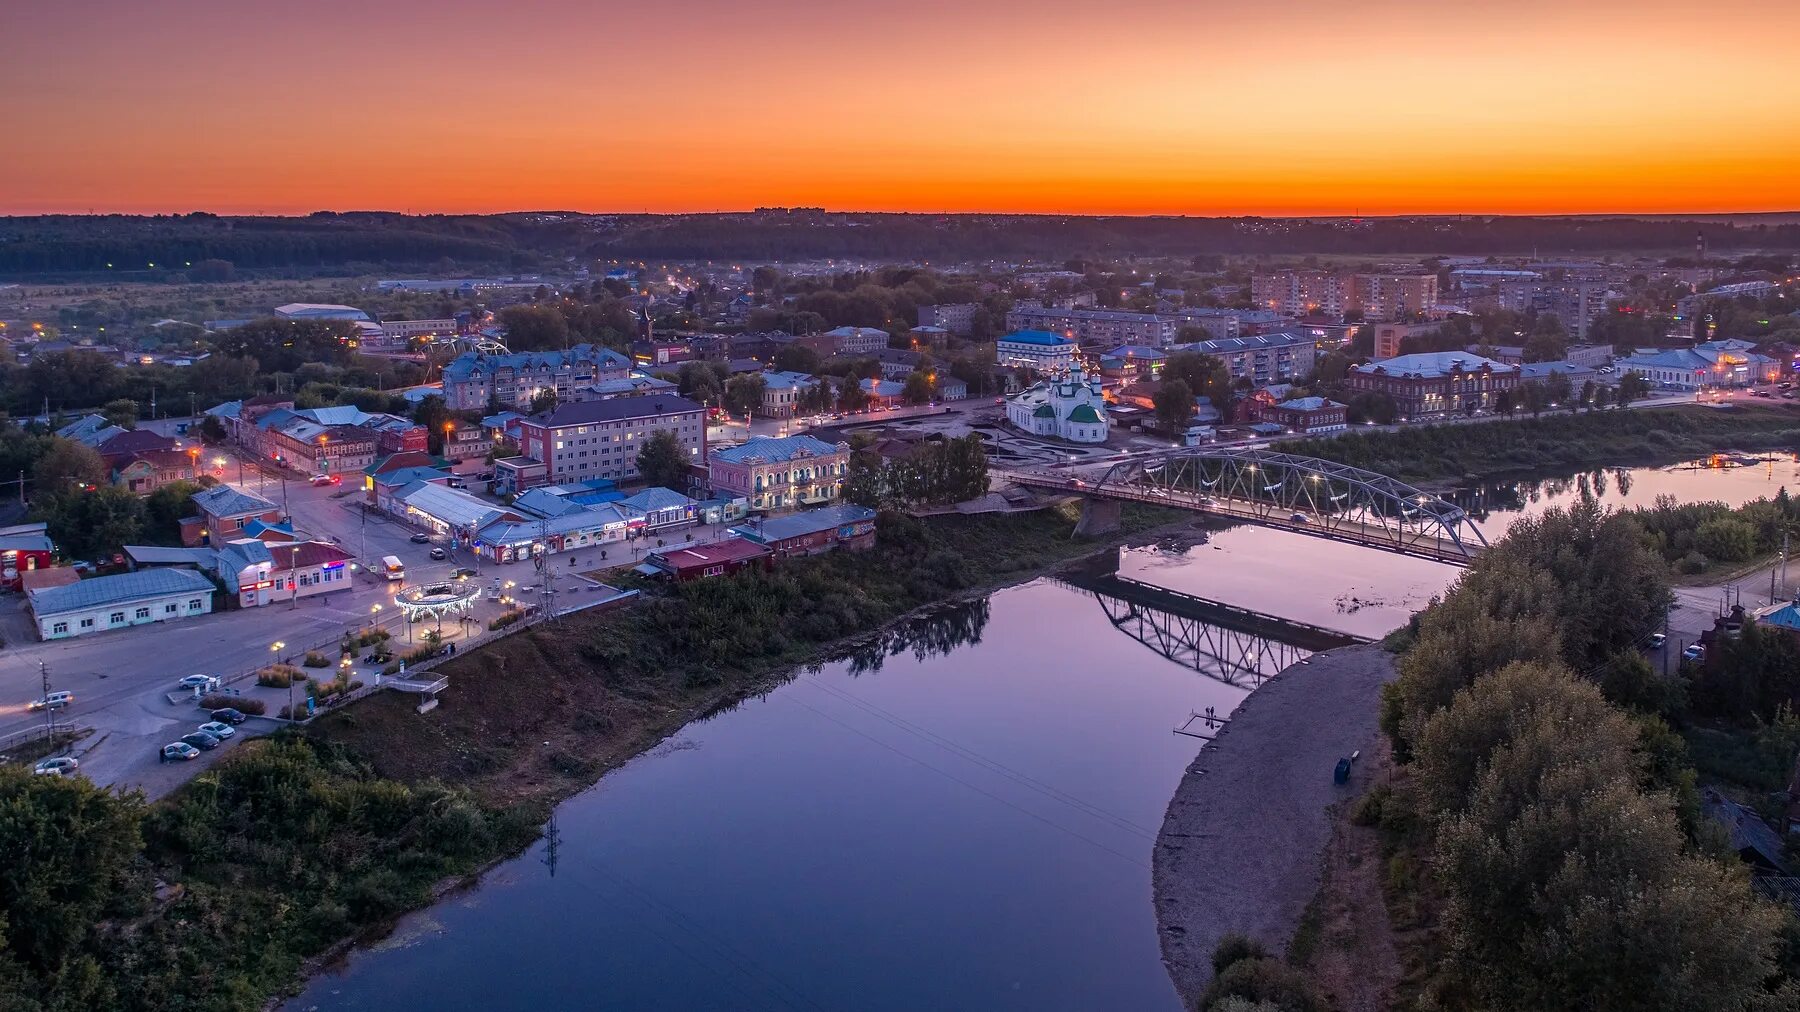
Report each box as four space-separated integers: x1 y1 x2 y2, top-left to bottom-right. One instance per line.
1059 554 1368 690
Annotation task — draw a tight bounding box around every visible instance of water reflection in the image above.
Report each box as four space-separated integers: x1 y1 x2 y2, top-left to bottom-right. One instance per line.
1452 456 1798 533
836 598 992 676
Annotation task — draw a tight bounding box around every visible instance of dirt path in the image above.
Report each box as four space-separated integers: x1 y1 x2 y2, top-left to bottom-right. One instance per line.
1151 642 1397 1006
1295 737 1402 1012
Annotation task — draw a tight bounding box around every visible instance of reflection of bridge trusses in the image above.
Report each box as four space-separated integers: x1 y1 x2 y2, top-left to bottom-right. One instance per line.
1098 447 1488 563
1093 590 1309 688
1059 566 1367 690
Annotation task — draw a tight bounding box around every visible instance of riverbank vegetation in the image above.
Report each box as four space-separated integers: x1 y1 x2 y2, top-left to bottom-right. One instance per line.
1354 496 1800 1010
1279 402 1800 483
0 736 536 1011
0 504 1181 1010
315 501 1179 803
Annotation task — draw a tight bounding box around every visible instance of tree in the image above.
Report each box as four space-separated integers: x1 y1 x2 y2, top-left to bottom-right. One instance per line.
1162 352 1234 417
635 431 690 490
1154 379 1196 435
0 769 143 1005
198 414 228 444
32 484 144 560
838 374 869 413
32 438 107 496
676 361 726 405
723 374 766 416
901 371 934 406
1517 379 1549 416
1541 369 1573 408
773 345 820 375
144 480 201 542
1616 371 1651 405
101 398 139 429
495 305 570 352
211 319 355 373
528 389 558 415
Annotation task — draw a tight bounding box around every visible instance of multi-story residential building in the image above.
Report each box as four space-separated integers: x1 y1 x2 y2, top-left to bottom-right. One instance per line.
1678 280 1780 318
870 348 923 380
917 303 979 336
1251 271 1353 318
516 396 707 485
1352 274 1439 321
442 424 492 465
707 434 850 512
824 326 891 355
907 325 952 349
441 344 632 411
1346 352 1518 417
1372 322 1442 360
248 410 380 476
1172 331 1317 385
1004 304 1181 349
995 330 1079 371
1168 308 1297 340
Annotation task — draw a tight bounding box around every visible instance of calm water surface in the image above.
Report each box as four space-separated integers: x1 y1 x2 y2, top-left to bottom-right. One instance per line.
288 457 1789 1012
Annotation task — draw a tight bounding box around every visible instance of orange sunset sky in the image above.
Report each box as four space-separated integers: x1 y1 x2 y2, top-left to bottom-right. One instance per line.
7 0 1799 216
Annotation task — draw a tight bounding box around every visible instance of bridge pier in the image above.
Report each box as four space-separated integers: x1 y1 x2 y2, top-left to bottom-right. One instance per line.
1074 496 1122 537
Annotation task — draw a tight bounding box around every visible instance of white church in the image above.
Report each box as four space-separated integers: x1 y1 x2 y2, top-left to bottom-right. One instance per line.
1005 365 1111 444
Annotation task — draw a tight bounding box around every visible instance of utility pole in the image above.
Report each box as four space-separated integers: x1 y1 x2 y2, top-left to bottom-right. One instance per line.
38 661 55 749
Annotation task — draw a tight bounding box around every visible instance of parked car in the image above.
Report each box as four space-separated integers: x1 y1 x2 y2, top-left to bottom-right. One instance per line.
447 478 467 489
411 532 432 544
181 731 221 751
210 708 247 724
33 757 79 777
1646 632 1667 649
429 547 448 560
27 690 74 711
178 674 220 693
161 742 200 762
1682 643 1706 661
198 721 236 739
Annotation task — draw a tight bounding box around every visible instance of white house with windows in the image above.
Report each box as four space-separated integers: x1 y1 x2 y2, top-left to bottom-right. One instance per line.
26 569 216 640
1005 365 1111 443
995 330 1079 371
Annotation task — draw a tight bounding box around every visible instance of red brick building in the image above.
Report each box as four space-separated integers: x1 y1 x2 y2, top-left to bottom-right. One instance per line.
1259 397 1348 435
1346 352 1518 418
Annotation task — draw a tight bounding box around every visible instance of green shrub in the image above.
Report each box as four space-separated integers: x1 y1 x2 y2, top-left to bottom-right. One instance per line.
1211 932 1270 974
488 608 527 631
302 651 330 668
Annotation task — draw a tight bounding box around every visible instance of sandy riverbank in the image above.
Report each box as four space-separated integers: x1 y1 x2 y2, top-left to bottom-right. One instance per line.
1151 642 1398 1006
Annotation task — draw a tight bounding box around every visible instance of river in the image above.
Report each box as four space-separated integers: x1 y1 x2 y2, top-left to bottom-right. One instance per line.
286 455 1798 1012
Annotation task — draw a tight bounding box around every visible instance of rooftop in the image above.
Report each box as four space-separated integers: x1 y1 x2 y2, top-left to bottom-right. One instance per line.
191 483 279 519
710 434 845 465
1354 351 1516 378
650 536 770 570
530 395 704 428
999 330 1077 347
28 567 216 618
734 504 876 543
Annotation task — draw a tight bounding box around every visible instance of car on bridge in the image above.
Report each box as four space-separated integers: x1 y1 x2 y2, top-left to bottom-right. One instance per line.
1289 512 1312 524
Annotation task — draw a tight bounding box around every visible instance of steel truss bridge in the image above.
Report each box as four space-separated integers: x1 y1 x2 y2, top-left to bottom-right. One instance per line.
1059 566 1367 689
1001 447 1488 565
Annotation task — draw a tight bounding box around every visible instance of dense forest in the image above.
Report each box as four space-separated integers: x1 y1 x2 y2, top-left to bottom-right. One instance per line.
5 211 1800 278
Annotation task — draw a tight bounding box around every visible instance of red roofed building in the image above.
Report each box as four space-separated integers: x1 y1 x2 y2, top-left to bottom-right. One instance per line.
646 536 770 581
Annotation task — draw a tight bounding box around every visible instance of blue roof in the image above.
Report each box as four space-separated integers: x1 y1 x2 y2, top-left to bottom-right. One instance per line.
27 568 216 618
620 487 694 512
710 435 843 465
240 518 295 539
1761 603 1800 632
192 483 279 518
1001 330 1076 347
733 504 876 544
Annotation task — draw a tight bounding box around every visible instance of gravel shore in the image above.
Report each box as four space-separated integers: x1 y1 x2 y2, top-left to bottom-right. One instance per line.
1151 642 1398 1006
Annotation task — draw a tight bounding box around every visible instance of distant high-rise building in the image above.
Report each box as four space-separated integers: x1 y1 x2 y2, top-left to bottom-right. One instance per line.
1251 271 1352 318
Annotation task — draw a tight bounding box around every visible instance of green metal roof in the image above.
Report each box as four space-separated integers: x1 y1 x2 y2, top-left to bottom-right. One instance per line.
1032 403 1056 418
1066 404 1104 423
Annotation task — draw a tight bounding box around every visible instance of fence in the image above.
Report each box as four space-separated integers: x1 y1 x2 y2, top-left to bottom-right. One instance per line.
0 721 86 757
